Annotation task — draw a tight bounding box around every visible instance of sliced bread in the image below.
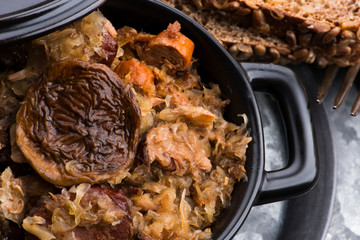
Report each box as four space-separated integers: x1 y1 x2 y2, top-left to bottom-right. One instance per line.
165 0 360 67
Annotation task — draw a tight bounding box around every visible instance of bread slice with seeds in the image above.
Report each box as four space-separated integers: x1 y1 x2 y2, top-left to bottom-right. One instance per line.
164 0 300 65
164 0 360 68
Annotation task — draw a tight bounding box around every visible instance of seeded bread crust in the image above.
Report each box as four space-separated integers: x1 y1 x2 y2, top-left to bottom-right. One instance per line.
163 0 360 68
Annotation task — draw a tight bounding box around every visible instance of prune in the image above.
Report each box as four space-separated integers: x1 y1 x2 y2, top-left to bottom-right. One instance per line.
16 59 141 186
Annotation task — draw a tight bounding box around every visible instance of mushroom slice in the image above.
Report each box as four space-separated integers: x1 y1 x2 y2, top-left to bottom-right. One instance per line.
16 59 141 186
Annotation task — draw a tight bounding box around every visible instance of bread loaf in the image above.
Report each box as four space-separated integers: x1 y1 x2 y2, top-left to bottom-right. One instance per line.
164 0 360 68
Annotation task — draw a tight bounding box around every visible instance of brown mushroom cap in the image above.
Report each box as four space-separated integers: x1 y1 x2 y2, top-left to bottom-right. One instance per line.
16 59 141 186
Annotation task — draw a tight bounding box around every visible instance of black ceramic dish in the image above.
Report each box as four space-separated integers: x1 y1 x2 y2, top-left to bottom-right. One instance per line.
99 0 318 239
1 0 318 239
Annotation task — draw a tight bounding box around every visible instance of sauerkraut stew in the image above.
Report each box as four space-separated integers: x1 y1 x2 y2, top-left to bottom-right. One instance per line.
0 11 251 240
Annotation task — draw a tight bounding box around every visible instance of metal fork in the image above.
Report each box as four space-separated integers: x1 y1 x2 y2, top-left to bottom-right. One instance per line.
317 64 360 116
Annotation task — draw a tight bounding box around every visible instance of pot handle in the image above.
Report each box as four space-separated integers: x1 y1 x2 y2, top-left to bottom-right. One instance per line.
239 62 318 205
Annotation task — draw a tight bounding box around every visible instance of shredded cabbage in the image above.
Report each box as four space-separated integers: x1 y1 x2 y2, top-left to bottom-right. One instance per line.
34 11 114 63
23 216 56 240
22 183 127 239
0 167 26 224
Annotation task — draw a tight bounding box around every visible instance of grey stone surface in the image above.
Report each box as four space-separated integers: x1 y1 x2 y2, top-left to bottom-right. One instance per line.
324 81 360 240
234 67 360 239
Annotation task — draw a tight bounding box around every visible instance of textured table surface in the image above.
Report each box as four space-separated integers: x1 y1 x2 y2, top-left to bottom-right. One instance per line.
233 66 360 240
323 72 360 240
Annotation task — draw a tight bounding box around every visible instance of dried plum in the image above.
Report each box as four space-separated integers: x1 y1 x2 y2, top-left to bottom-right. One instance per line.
16 59 141 186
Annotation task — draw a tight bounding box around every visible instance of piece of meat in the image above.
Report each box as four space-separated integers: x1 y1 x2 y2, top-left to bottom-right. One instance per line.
168 91 189 107
24 184 133 240
16 59 141 186
114 60 156 96
141 22 194 70
93 18 118 66
117 27 152 61
71 186 133 240
146 122 212 177
94 29 118 66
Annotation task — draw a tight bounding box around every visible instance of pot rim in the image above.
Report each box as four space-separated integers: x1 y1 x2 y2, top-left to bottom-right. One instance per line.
1 0 317 238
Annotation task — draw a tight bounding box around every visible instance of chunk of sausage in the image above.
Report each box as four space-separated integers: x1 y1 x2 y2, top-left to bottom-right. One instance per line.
114 60 156 96
71 186 133 240
24 184 133 240
141 22 194 71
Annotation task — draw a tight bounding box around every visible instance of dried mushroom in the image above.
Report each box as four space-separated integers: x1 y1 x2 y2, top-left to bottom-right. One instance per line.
16 59 141 186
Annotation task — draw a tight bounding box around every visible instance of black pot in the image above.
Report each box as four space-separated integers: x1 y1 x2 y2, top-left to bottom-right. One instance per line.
1 0 318 239
99 0 318 239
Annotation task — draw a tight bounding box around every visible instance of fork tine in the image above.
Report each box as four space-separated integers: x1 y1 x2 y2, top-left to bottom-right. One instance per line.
317 65 339 103
351 90 360 116
333 64 360 109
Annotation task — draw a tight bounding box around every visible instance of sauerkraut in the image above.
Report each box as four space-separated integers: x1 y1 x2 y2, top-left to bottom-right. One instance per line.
23 184 133 240
0 167 26 224
0 10 251 240
34 11 117 65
